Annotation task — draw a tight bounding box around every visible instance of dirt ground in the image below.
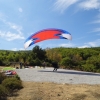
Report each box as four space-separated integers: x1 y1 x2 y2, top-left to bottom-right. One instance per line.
8 81 100 100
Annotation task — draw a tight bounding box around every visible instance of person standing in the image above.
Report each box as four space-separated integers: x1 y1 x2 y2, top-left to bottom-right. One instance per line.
42 61 46 69
20 62 23 69
52 61 59 71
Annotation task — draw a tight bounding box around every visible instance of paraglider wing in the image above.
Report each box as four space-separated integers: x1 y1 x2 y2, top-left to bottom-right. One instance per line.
24 28 72 49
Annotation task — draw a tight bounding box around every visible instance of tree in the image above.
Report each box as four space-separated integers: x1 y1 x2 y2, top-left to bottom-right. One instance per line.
32 45 47 61
61 57 72 69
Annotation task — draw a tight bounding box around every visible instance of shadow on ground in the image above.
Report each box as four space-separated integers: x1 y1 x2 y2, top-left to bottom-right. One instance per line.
38 70 100 76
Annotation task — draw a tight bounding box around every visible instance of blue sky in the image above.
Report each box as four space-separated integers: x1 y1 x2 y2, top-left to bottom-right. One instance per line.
0 0 100 50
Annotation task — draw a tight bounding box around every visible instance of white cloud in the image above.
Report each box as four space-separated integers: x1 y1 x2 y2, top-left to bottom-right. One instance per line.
0 31 25 41
11 48 17 51
97 14 100 18
54 0 100 12
11 48 25 51
7 22 22 34
0 14 23 35
59 42 74 47
54 0 79 13
87 41 97 47
19 48 25 50
79 39 100 48
78 45 89 48
91 19 100 24
18 8 23 12
0 16 25 41
0 12 7 22
93 28 100 32
78 0 100 10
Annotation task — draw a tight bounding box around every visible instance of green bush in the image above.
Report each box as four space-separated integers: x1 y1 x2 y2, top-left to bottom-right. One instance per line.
61 57 72 69
14 75 21 80
0 72 6 84
2 77 23 95
96 69 100 73
0 84 8 99
82 64 96 72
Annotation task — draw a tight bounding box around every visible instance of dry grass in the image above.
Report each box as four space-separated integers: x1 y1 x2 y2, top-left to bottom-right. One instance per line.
0 66 3 72
7 81 100 100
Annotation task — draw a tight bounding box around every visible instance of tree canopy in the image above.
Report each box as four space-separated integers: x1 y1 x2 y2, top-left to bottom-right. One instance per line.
0 46 100 73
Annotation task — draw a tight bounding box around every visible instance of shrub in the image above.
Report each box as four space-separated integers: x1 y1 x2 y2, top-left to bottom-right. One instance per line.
61 57 72 69
14 75 21 80
82 64 96 72
0 84 8 99
0 72 6 84
2 77 23 95
96 69 100 73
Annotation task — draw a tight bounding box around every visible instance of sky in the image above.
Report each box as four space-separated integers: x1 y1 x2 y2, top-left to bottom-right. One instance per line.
0 0 100 51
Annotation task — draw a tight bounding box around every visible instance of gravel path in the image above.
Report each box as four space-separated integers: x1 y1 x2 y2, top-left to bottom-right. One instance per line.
16 68 100 84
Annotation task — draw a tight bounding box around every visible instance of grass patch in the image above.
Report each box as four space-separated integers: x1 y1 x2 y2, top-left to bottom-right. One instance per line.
0 67 2 71
2 67 15 71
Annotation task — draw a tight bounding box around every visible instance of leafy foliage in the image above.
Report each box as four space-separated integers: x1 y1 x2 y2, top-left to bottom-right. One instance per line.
2 77 23 95
0 84 8 99
0 72 22 98
0 72 6 84
46 47 100 72
0 46 100 72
